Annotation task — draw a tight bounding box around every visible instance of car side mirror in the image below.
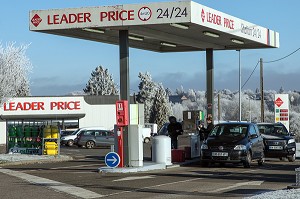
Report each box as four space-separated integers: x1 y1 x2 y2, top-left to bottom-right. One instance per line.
249 134 258 139
290 132 296 136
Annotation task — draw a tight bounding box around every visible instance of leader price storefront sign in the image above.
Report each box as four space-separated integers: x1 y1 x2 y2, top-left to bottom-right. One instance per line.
0 97 85 116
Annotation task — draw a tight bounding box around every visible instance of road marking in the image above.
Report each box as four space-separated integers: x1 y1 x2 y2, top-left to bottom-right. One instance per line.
22 164 101 172
207 180 264 193
113 175 155 182
0 168 104 199
49 164 101 170
105 178 202 197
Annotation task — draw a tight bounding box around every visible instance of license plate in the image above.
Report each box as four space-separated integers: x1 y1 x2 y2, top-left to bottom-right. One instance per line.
269 146 283 150
212 152 228 156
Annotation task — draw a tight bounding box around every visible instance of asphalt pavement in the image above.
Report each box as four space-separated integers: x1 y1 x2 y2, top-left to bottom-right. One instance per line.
0 140 300 199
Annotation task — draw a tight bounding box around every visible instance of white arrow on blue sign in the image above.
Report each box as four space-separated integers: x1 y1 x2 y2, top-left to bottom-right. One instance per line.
105 152 120 168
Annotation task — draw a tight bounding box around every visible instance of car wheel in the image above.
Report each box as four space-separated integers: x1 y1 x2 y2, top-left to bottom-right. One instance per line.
288 154 296 162
86 141 95 149
243 151 252 168
219 163 226 167
200 161 209 167
258 152 265 166
144 137 150 144
67 140 74 147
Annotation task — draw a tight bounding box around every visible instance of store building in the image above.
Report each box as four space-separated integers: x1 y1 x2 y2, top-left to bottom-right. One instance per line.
0 95 142 148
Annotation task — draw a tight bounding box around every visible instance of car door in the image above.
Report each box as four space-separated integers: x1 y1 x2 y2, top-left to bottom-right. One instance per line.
105 130 114 145
249 124 263 159
98 130 114 146
94 131 103 146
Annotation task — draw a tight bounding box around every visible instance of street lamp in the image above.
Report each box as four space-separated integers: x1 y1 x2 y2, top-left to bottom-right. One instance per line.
237 50 241 122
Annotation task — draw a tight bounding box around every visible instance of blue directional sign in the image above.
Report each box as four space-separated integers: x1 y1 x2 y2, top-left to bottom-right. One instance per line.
105 152 120 168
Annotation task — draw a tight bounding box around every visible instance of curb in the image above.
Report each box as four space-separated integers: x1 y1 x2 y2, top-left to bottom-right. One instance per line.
0 155 73 166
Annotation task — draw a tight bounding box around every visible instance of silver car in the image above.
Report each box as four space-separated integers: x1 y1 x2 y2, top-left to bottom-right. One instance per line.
75 129 114 149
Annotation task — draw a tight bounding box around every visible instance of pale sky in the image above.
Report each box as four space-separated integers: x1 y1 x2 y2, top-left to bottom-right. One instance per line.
1 0 299 96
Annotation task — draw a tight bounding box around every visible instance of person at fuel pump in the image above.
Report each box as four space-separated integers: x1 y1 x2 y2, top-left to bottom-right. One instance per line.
167 116 183 149
198 115 214 141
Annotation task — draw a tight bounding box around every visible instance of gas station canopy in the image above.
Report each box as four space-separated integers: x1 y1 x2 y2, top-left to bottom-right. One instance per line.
29 1 279 52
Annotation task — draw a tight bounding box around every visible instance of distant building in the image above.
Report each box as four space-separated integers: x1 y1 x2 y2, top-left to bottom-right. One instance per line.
169 95 188 104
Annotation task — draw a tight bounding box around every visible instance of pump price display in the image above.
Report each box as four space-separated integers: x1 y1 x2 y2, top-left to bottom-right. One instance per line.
157 7 187 19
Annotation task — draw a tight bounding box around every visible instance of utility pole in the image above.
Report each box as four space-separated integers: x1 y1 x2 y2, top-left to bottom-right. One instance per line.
238 50 241 122
260 58 264 122
218 93 220 123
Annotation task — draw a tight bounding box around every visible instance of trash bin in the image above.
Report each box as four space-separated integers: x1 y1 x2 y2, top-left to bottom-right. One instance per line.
190 134 200 158
152 135 172 165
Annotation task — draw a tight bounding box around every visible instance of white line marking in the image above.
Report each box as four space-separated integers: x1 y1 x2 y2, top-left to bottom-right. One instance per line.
105 178 202 197
0 168 104 199
113 175 155 182
207 180 264 193
49 164 101 170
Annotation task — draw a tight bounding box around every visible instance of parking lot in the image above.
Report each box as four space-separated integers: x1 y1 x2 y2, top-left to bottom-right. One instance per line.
1 135 299 199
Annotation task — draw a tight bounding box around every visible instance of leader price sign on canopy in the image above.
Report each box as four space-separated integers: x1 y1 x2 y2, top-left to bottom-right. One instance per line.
29 1 279 52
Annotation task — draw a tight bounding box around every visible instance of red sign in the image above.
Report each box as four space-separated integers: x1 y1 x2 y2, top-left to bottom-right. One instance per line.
275 97 284 107
31 14 42 27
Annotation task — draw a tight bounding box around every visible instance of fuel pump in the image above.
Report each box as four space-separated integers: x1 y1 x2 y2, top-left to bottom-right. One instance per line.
115 100 128 167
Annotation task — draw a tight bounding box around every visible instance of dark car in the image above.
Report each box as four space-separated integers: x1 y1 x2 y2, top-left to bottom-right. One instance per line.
257 122 296 162
200 122 265 168
157 123 169 136
75 129 114 149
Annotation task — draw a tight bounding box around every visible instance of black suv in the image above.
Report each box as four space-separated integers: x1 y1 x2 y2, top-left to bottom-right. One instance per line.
200 122 265 168
257 123 296 162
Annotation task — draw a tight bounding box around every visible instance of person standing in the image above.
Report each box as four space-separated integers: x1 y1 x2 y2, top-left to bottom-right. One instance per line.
198 115 214 141
167 116 183 149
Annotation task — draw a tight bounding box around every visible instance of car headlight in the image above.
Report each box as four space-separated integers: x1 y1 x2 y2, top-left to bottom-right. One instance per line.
234 145 247 150
61 137 65 140
288 139 295 144
201 143 208 150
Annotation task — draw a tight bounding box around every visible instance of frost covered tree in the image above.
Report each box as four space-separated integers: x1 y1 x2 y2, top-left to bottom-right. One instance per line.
165 88 172 96
175 85 185 96
0 42 32 103
151 83 172 128
136 72 157 123
83 66 119 95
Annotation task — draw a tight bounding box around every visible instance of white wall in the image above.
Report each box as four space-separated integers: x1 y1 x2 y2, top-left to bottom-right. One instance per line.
79 104 116 130
0 121 6 144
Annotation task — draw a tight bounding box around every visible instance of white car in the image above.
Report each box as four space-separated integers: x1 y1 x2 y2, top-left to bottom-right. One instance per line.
142 127 151 143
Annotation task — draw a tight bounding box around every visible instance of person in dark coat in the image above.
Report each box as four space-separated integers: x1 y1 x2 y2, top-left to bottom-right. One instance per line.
167 116 183 149
198 115 214 140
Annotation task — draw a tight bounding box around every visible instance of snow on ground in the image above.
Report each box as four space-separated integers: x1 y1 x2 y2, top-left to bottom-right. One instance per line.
244 189 300 199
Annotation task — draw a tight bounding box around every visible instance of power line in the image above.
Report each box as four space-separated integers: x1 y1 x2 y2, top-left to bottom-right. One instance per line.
242 47 300 89
242 61 259 89
264 47 300 63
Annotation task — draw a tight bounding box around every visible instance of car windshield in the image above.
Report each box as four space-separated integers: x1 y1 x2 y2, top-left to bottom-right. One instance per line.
158 123 169 136
71 129 80 135
209 124 248 138
258 124 288 136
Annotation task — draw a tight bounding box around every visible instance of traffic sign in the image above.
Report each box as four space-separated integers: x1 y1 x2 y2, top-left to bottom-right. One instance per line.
105 152 120 168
